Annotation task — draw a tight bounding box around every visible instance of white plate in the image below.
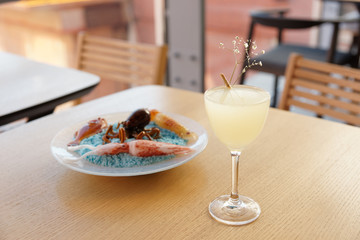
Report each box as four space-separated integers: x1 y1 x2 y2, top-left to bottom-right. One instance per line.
51 112 208 176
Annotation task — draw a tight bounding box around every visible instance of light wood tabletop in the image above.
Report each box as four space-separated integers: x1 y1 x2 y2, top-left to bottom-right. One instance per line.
1 85 360 239
0 52 99 125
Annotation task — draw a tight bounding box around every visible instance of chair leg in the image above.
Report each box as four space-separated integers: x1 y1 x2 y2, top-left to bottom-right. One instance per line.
272 75 279 107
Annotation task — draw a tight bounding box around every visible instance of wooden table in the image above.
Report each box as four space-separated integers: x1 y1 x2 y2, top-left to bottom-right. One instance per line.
1 85 360 239
0 52 99 125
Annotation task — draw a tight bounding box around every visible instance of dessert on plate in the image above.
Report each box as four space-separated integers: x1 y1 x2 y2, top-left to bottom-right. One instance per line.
65 109 197 168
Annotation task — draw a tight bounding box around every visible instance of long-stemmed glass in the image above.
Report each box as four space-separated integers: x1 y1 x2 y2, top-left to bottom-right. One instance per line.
204 84 270 225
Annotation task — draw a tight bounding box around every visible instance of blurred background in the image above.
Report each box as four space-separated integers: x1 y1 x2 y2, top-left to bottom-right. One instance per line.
0 0 357 98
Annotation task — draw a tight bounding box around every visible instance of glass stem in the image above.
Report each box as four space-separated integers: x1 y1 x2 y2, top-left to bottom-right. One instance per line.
230 151 241 202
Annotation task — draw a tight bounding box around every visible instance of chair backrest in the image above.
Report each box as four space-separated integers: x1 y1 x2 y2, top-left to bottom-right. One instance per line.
75 32 168 86
279 53 360 126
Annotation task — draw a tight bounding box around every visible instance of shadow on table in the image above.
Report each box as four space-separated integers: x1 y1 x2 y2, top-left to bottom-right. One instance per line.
55 163 206 213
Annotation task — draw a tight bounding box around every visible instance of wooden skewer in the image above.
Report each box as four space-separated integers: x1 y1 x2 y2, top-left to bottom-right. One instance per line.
220 73 231 88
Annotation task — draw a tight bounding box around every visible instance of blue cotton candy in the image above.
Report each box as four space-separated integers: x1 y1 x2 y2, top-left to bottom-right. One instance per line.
78 122 187 168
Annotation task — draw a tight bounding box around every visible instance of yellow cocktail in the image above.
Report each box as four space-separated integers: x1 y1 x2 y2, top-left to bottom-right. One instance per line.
205 85 270 151
204 85 270 225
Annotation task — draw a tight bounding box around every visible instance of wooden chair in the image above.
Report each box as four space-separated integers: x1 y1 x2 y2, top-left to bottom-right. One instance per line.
75 32 168 91
240 9 359 107
279 53 360 126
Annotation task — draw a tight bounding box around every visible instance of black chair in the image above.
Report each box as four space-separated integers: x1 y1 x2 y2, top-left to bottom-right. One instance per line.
337 2 360 64
240 9 359 107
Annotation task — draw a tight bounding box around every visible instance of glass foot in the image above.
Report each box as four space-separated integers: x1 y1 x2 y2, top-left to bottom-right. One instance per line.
209 195 261 225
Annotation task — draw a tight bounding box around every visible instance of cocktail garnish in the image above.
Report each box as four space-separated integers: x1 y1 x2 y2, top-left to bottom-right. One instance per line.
220 73 231 88
219 36 265 89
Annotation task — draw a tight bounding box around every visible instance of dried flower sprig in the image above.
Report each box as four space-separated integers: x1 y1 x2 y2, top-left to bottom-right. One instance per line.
219 36 265 88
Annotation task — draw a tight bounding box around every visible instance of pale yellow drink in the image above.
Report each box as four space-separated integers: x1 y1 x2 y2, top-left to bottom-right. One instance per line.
204 85 270 151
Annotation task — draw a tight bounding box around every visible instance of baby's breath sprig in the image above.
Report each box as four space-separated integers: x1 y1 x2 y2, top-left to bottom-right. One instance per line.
219 36 265 88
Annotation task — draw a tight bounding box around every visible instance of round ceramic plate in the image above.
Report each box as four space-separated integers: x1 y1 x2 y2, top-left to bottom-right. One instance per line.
51 112 208 176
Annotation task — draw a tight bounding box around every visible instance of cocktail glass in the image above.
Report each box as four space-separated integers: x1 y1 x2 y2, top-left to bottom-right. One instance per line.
204 85 270 225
